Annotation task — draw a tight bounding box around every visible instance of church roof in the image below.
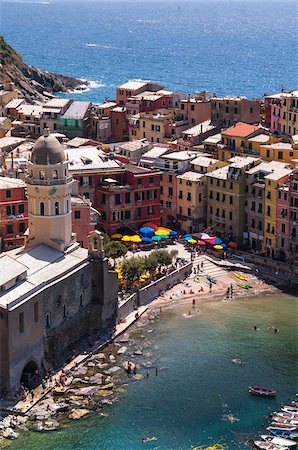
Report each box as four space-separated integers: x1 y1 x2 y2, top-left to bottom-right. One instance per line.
31 133 66 165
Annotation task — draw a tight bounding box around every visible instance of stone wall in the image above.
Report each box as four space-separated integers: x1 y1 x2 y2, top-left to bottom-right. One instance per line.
117 263 193 319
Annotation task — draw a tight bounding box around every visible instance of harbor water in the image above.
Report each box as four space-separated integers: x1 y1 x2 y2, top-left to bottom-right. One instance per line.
9 293 298 450
1 0 297 101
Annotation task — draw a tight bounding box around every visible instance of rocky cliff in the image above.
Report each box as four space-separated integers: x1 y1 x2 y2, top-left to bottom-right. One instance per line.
0 36 84 102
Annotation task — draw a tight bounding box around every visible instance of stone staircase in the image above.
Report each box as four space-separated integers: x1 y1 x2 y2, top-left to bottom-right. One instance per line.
191 254 227 279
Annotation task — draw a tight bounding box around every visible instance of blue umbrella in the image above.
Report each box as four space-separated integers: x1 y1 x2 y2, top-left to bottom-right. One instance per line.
169 231 177 236
139 227 154 235
214 238 223 245
184 234 192 239
221 243 227 248
142 237 152 243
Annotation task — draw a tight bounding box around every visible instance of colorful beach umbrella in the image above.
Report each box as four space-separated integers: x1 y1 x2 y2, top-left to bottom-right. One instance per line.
214 238 223 245
131 235 142 243
221 243 227 248
200 233 211 240
197 240 206 246
142 222 158 231
184 236 192 241
159 235 169 239
140 227 154 235
157 227 171 233
140 274 150 279
228 241 238 248
169 231 177 236
188 239 197 244
141 237 152 243
111 233 122 239
121 235 132 242
204 237 217 245
214 244 223 250
152 236 162 241
155 229 170 236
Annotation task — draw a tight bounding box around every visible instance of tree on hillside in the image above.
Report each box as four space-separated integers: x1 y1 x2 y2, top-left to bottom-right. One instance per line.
104 241 128 267
121 257 145 287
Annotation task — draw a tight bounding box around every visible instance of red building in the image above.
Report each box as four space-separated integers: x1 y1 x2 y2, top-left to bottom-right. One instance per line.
0 177 28 250
96 165 161 234
71 196 100 248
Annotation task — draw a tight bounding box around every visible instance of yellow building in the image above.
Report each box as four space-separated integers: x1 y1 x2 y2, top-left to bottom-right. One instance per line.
263 167 292 257
206 156 260 242
221 122 264 152
139 110 172 143
280 90 298 137
260 142 298 164
176 171 206 233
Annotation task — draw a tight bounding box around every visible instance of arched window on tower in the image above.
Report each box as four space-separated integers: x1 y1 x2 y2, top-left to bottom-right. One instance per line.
53 169 58 180
55 202 59 215
65 168 67 177
39 170 45 180
66 200 69 213
40 202 45 216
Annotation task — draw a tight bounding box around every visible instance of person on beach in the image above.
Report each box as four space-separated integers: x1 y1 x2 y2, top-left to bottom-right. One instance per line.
226 287 230 299
209 284 212 293
30 389 35 402
192 299 196 308
188 310 191 316
274 327 279 333
41 379 46 390
146 371 149 378
201 261 204 270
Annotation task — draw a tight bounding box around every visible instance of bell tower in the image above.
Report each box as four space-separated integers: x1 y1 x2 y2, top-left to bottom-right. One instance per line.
26 130 74 252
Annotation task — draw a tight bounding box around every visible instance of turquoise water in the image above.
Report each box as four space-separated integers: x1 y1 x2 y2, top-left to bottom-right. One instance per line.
10 294 298 450
0 0 297 102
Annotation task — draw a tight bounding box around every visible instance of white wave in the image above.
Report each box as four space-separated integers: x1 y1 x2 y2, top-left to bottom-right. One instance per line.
85 43 117 50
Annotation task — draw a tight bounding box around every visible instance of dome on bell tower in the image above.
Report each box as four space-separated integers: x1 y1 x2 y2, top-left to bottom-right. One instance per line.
31 130 66 165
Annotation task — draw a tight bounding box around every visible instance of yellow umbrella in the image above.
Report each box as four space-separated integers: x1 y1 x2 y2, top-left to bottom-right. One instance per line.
157 227 171 233
214 244 223 250
121 235 132 242
155 229 170 236
111 233 122 239
188 239 197 244
140 274 150 279
115 267 122 273
131 235 142 243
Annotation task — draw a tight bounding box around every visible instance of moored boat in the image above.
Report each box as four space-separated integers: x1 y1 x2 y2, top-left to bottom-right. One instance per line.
267 424 297 432
282 406 298 414
248 386 276 397
254 441 287 450
270 430 298 439
276 411 298 420
272 415 298 425
261 434 298 447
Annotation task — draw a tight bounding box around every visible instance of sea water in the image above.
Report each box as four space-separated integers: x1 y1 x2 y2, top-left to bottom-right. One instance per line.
9 293 298 450
0 0 297 102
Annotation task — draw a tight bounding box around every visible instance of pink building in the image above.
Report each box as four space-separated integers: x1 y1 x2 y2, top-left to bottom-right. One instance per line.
0 177 28 250
116 80 163 106
71 196 99 248
276 183 290 260
264 93 282 133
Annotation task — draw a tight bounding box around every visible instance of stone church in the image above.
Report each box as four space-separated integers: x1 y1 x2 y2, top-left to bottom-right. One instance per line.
0 132 118 398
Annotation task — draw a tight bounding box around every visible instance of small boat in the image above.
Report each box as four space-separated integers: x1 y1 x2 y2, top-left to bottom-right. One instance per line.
254 441 287 450
268 421 298 429
276 411 298 420
282 405 298 414
248 386 276 397
52 387 67 396
267 424 297 432
270 429 298 439
261 434 298 447
233 272 247 281
272 415 298 425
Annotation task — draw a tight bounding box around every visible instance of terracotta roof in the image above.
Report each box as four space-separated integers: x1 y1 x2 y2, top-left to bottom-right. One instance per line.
222 122 262 138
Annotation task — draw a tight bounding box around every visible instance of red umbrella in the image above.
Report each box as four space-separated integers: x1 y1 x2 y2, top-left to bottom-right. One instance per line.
197 240 206 246
142 222 159 231
228 241 238 248
204 237 217 245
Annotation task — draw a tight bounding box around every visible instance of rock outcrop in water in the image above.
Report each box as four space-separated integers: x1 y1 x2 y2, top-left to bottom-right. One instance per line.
0 36 83 102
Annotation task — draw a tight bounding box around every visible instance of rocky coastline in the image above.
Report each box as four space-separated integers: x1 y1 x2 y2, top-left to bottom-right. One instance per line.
0 36 84 102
